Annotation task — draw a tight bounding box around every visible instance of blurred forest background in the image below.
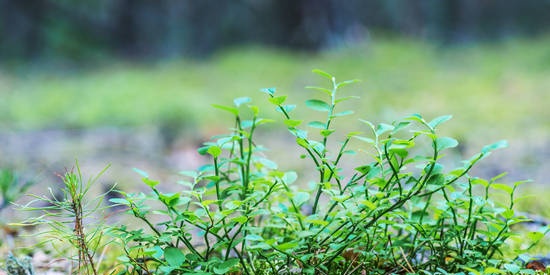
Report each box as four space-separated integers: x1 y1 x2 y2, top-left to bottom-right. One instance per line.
2 0 550 61
0 0 549 206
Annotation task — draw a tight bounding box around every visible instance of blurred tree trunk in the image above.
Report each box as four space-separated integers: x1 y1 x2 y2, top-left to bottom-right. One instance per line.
112 0 141 56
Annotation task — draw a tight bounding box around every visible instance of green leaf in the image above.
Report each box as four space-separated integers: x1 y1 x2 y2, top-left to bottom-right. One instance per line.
427 174 445 186
312 69 333 80
293 192 310 206
308 121 326 129
361 199 377 210
109 198 130 206
503 263 521 274
213 258 239 275
491 183 513 194
232 216 248 224
320 129 335 137
428 115 453 129
277 104 296 114
527 231 544 243
306 86 332 96
436 137 459 151
305 99 331 112
332 110 354 117
336 79 360 89
143 177 159 188
483 267 505 274
355 165 371 174
133 168 149 178
335 96 360 104
212 104 238 115
164 247 185 267
284 119 302 128
233 97 251 107
245 234 264 241
376 123 394 136
268 95 287 106
207 146 222 158
276 241 298 251
249 105 260 116
283 171 298 185
482 140 508 154
502 209 514 219
260 87 275 96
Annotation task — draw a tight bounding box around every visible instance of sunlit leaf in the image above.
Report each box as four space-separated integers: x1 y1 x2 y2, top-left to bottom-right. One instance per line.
284 119 302 128
268 95 287 106
312 69 333 80
212 104 238 115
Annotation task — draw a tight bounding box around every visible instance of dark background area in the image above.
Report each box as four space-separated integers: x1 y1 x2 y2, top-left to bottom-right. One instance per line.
2 0 550 63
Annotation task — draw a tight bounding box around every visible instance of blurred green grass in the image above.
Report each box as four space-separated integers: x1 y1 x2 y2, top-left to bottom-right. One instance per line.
1 36 549 144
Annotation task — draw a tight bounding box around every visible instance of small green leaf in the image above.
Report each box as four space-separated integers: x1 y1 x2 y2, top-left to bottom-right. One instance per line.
436 137 459 151
284 119 302 128
406 113 424 122
277 104 296 114
305 99 331 112
133 168 149 178
483 267 505 274
376 123 394 136
502 209 514 219
293 192 310 206
355 165 371 174
427 174 445 185
428 115 453 129
245 234 264 241
276 241 299 251
207 146 222 158
212 104 238 115
332 110 354 117
260 87 275 96
249 105 260 116
164 247 185 267
361 199 377 210
233 97 251 107
491 183 513 194
306 86 332 96
213 258 239 274
143 177 159 188
320 129 335 137
503 263 521 274
482 140 508 154
268 95 287 106
335 96 360 104
336 79 360 89
282 171 298 185
232 216 248 224
527 231 544 243
109 198 130 206
308 121 326 129
291 129 308 139
312 69 333 80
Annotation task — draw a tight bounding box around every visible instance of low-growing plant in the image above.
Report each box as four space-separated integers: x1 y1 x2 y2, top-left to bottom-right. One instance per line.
110 70 542 274
16 162 111 275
